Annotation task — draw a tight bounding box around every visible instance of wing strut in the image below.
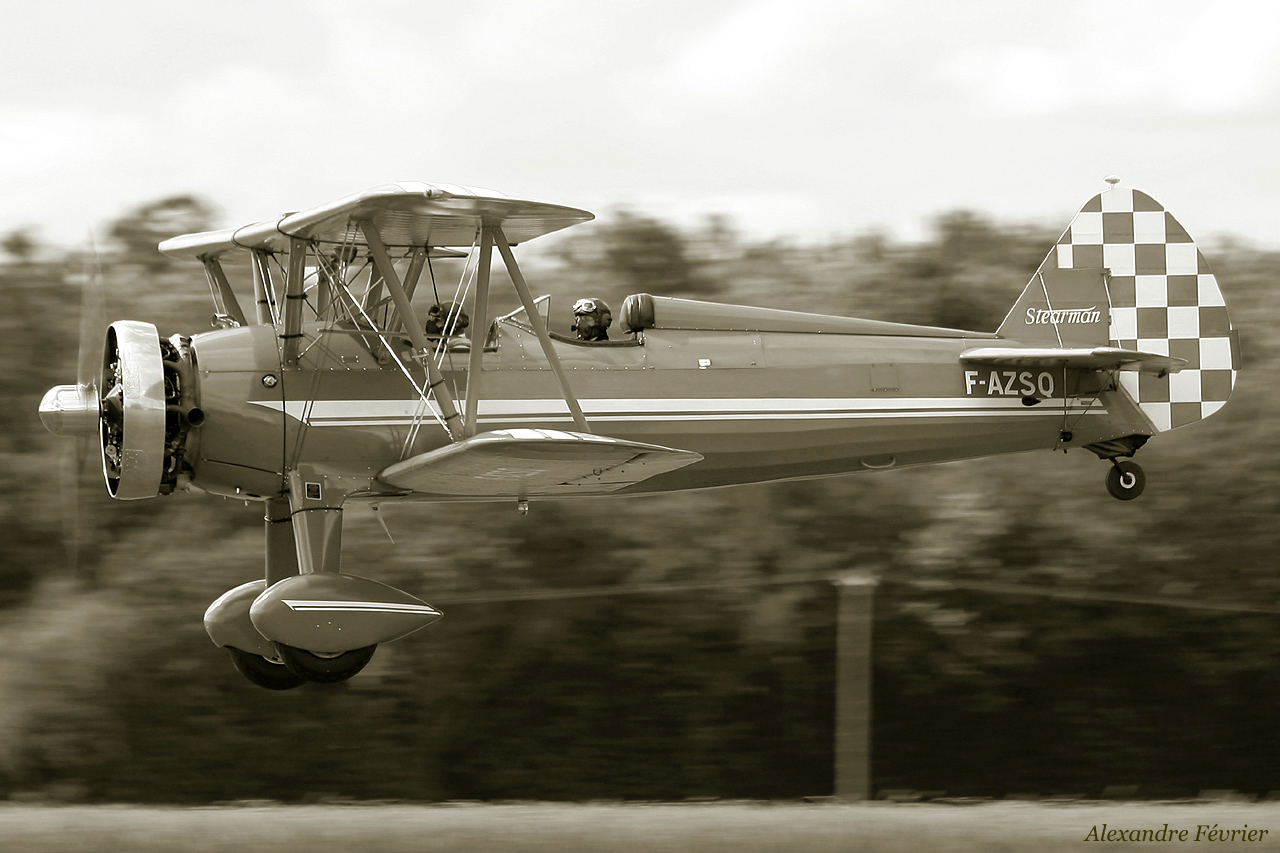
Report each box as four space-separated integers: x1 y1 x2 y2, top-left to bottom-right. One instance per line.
462 228 494 438
281 237 308 365
250 250 278 325
493 226 591 434
358 221 464 442
387 247 428 334
200 256 247 326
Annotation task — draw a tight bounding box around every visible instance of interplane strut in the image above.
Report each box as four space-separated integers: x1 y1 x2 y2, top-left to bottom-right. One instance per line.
463 228 494 438
281 237 308 364
493 226 591 434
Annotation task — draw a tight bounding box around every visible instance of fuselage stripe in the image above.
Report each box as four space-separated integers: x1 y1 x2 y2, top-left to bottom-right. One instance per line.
252 397 1106 427
304 413 1106 427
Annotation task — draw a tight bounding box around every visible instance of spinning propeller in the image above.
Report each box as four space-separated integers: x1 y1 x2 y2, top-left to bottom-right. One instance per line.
40 247 171 510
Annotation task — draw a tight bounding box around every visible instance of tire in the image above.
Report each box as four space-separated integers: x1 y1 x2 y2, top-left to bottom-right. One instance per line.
1105 460 1146 501
227 647 306 691
275 643 377 684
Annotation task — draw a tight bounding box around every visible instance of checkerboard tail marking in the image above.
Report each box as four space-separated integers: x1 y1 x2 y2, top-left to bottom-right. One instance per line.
1038 185 1237 432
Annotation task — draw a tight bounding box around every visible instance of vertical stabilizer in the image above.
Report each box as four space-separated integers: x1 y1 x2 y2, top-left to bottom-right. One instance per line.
996 266 1110 347
1003 183 1239 432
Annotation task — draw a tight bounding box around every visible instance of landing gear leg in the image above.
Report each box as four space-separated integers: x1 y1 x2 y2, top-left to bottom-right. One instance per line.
1105 459 1146 501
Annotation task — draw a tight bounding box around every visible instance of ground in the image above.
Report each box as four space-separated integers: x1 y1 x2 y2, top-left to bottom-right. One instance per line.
2 801 1278 852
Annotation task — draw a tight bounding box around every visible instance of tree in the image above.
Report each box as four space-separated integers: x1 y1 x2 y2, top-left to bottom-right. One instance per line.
2 228 38 265
108 196 217 270
600 211 714 296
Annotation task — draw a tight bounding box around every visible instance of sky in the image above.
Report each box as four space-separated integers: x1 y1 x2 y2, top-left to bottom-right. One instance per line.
1 0 1277 249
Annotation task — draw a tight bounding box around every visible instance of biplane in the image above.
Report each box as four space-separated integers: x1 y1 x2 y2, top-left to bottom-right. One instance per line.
39 179 1239 689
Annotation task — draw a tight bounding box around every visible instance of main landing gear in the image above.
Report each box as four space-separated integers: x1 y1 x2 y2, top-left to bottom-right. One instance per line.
226 647 307 691
1105 459 1146 501
275 643 378 684
223 645 378 689
205 488 441 690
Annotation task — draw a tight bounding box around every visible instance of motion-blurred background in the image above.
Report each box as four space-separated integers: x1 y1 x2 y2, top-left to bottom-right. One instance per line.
1 0 1277 804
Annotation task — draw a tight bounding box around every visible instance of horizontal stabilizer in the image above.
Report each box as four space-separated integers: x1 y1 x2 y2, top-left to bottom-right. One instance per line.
961 346 1186 375
378 429 703 497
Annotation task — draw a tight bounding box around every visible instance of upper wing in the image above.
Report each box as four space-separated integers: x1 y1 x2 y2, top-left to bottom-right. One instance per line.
159 182 595 260
961 346 1186 375
378 428 703 497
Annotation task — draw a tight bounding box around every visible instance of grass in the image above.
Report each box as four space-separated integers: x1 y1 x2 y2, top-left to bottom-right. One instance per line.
2 802 1279 852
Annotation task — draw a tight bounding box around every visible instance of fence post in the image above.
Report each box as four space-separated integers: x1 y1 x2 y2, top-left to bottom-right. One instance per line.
833 573 877 800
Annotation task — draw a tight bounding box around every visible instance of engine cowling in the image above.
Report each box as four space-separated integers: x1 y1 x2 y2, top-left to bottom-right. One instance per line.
99 321 167 499
41 319 203 501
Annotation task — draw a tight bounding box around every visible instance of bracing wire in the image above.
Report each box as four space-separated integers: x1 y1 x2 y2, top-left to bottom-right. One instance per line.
289 247 352 468
1065 369 1116 436
402 234 482 455
405 242 467 455
319 253 450 448
436 233 479 372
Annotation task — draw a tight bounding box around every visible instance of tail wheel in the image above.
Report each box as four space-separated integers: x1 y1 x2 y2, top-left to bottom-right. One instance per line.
1106 460 1146 501
275 643 377 684
227 647 306 691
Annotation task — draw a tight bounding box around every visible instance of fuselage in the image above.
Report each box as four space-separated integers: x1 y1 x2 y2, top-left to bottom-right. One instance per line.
184 303 1144 503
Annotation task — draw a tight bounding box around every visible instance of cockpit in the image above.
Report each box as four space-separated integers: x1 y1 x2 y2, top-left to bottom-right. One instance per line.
492 295 643 349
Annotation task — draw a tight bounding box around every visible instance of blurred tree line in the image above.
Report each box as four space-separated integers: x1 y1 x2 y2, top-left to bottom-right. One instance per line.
0 195 1277 803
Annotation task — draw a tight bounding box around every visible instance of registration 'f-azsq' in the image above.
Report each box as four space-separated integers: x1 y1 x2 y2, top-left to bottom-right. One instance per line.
964 370 1055 397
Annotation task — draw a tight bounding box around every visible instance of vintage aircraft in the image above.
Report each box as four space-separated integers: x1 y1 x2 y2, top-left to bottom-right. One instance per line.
38 179 1239 689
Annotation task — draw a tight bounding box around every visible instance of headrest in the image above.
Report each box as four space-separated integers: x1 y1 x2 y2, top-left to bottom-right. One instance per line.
619 293 655 333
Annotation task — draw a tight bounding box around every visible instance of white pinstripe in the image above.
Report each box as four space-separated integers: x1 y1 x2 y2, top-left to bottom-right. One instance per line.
251 397 1106 428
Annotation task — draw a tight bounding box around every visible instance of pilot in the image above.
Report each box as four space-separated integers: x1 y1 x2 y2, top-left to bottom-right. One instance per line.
571 297 612 342
425 302 470 339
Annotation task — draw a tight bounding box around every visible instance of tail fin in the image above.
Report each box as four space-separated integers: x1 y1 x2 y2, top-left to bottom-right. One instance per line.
998 183 1240 432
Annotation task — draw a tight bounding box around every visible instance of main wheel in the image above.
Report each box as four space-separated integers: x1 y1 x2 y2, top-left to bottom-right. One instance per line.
227 647 306 691
1105 460 1146 501
275 643 377 684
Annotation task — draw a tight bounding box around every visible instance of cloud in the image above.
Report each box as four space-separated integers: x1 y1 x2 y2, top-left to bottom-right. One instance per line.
942 1 1280 117
0 0 1276 249
0 113 95 175
665 0 815 98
